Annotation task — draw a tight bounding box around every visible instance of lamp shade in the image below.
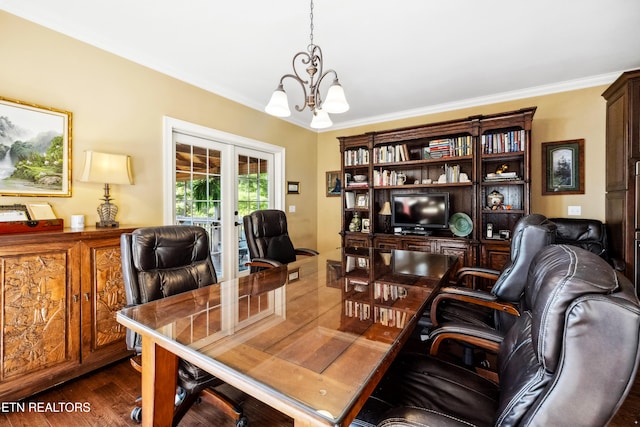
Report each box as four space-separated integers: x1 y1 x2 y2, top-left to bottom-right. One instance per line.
322 80 349 114
310 109 333 129
379 201 392 216
80 150 133 185
265 86 292 117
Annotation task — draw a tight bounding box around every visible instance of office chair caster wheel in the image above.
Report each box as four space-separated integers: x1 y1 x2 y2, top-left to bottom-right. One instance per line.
130 406 142 423
175 387 186 406
236 415 248 427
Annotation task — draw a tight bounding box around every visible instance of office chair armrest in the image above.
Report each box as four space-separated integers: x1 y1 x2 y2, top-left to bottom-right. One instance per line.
428 322 503 356
429 287 519 328
245 258 283 269
295 248 319 256
455 266 500 286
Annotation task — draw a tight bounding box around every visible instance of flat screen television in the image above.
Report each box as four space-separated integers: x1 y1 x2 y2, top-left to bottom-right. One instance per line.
391 192 450 234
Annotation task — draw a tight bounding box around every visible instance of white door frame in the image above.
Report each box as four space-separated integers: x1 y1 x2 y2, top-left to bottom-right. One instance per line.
162 116 285 278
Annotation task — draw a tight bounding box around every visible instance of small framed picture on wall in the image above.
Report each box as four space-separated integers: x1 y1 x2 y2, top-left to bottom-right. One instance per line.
287 181 300 194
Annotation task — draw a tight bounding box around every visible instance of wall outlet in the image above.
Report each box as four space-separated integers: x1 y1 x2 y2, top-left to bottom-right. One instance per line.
568 205 581 216
288 205 296 213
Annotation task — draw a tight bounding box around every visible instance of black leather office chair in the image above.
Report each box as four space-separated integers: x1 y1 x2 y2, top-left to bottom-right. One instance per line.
549 217 624 270
424 214 556 333
243 209 318 272
353 245 640 427
121 225 247 427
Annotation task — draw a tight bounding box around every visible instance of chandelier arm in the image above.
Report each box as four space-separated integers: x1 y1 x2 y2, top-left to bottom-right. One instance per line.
278 73 310 113
314 68 339 110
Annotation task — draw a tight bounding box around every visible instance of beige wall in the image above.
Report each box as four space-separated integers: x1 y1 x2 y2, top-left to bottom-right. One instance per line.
0 11 317 249
316 87 608 253
0 11 611 256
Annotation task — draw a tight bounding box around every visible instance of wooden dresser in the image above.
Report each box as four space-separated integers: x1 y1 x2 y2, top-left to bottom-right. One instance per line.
0 226 138 401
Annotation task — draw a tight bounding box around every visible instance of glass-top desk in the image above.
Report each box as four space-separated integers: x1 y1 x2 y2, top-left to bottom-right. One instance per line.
116 247 457 427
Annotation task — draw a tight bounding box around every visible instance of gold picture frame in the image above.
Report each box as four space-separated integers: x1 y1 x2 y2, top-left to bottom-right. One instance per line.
326 170 341 197
0 96 72 197
287 181 300 194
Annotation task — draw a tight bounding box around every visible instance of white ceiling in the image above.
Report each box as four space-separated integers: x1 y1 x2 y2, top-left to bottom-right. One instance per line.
1 0 639 131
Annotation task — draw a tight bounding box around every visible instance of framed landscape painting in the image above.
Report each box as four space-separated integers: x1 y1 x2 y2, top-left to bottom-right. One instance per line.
0 96 72 196
541 139 584 195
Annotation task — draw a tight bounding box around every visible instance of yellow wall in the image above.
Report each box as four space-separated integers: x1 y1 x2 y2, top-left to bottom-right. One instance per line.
0 11 317 248
316 87 608 253
0 11 611 256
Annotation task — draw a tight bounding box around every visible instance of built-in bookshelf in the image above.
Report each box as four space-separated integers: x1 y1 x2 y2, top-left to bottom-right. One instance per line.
338 107 536 275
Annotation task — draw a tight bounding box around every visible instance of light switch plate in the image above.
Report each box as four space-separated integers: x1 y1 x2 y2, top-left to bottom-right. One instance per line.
568 206 581 216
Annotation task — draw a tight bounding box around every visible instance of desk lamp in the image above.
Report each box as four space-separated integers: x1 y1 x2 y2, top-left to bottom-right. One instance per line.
80 150 133 228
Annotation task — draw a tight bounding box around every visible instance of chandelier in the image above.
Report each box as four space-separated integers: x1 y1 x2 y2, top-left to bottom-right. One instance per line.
265 0 349 129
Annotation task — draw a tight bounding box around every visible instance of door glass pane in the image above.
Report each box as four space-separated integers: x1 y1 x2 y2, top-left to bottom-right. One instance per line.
175 142 223 278
237 155 269 272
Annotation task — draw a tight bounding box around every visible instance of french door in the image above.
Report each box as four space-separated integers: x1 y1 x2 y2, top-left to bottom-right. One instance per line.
164 118 283 281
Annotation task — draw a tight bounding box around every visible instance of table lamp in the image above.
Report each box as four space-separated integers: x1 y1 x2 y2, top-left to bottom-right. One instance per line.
80 150 133 228
379 201 392 233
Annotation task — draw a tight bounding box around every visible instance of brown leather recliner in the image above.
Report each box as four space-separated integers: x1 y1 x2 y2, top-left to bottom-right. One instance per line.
243 209 318 272
352 245 640 427
121 225 246 427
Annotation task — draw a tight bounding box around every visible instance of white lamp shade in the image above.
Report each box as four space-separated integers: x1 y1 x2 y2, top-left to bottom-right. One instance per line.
265 87 291 117
310 109 333 129
80 150 133 185
322 81 349 114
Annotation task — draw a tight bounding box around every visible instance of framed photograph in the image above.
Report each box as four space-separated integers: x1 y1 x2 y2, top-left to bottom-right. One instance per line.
326 170 341 197
287 181 299 194
361 218 371 233
541 139 585 195
0 96 72 196
356 193 369 207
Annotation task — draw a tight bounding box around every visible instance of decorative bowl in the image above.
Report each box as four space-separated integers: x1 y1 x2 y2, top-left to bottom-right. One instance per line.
353 175 367 182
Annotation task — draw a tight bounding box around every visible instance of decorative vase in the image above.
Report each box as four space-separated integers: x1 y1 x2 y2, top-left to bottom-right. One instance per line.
349 212 361 232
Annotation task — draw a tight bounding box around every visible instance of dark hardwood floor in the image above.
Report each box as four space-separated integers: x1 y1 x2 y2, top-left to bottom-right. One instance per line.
0 359 292 427
1 356 638 426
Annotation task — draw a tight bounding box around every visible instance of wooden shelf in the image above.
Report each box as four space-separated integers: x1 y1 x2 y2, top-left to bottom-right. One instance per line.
338 107 536 278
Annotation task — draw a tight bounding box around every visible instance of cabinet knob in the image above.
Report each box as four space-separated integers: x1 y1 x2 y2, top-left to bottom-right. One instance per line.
84 293 90 301
73 294 79 303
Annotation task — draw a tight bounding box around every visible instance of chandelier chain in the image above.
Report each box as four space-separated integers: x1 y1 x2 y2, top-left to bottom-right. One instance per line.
309 0 314 47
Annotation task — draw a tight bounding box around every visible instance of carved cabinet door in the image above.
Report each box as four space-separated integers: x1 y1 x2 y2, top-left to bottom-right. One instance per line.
0 240 81 399
80 237 130 367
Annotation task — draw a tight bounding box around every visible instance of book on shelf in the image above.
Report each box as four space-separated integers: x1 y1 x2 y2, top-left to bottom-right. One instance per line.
484 171 520 181
373 144 409 164
344 148 370 166
481 130 525 154
346 181 368 189
345 192 355 209
424 136 472 159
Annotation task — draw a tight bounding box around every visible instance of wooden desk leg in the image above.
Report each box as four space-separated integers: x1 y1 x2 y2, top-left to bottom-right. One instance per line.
141 336 179 427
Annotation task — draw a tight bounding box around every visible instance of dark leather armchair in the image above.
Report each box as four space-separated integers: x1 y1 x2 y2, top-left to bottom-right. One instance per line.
353 245 640 427
243 209 318 272
423 214 556 342
550 217 624 270
121 225 247 427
